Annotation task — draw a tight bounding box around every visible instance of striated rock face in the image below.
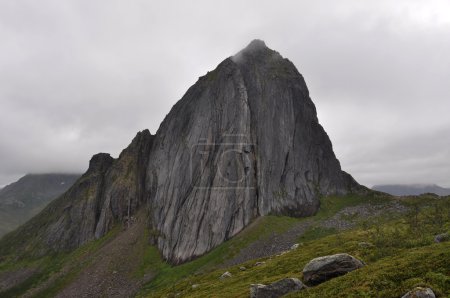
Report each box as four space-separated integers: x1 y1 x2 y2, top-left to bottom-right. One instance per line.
45 129 154 251
146 40 360 263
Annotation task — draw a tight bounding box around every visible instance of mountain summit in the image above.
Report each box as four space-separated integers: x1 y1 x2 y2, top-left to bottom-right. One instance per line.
0 40 361 264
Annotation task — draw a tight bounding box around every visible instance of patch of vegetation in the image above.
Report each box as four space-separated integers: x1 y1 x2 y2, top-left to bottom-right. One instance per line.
314 193 390 220
0 225 120 297
297 226 337 243
138 215 305 295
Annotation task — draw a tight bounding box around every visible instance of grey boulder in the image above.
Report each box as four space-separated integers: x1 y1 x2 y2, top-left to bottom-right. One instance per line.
220 271 232 279
434 232 449 243
302 253 364 285
401 287 436 298
250 278 305 298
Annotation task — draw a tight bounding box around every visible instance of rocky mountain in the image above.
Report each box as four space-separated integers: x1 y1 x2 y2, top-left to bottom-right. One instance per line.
0 40 362 264
146 40 361 263
373 184 450 196
0 173 80 238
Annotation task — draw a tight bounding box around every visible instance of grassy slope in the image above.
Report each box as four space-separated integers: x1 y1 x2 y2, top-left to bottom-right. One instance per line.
140 195 450 297
0 194 448 297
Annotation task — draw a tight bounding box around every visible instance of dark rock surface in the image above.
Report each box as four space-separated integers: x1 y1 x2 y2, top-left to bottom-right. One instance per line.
401 287 436 298
302 253 364 285
146 39 361 263
250 278 305 298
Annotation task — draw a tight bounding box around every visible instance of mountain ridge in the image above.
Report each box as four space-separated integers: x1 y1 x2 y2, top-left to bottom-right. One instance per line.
373 183 450 196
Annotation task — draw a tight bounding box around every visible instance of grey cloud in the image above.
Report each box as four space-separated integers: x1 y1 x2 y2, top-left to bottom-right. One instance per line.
0 0 449 188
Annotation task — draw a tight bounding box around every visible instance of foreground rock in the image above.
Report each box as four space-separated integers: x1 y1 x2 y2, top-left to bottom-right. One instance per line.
401 287 436 298
220 271 232 279
302 253 364 285
250 278 305 298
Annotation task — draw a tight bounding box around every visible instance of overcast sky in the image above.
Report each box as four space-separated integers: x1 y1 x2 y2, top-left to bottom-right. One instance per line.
0 0 449 188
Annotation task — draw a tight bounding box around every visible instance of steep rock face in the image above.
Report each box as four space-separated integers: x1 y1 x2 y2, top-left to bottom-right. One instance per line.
147 40 359 263
0 130 154 255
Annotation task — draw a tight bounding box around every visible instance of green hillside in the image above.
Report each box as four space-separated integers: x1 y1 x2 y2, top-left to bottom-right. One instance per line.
0 193 448 297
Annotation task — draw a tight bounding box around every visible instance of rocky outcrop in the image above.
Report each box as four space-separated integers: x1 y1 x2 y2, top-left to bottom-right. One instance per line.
250 278 305 298
302 253 364 285
401 287 436 298
147 39 360 263
0 130 154 256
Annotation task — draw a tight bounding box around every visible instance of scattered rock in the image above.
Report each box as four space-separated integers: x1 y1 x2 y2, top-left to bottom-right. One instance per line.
358 241 374 248
434 232 449 243
290 243 299 250
255 261 266 267
220 271 232 279
401 287 436 298
239 266 247 271
302 253 364 285
250 278 305 298
192 284 199 289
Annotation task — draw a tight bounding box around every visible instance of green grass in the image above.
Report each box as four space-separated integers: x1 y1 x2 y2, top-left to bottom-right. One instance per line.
0 225 120 297
138 215 307 295
140 196 449 297
314 193 389 220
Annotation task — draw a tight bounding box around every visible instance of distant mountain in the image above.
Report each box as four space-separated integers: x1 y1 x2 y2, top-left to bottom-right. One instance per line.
372 184 450 196
0 173 80 237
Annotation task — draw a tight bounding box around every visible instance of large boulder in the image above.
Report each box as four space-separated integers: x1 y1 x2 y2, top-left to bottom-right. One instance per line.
250 278 305 298
302 253 364 285
401 287 436 298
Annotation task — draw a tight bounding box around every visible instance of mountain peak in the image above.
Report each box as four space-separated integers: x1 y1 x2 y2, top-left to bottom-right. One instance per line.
245 39 268 51
231 39 279 64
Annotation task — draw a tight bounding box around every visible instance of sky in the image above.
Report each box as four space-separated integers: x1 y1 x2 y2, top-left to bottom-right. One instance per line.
0 0 449 188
